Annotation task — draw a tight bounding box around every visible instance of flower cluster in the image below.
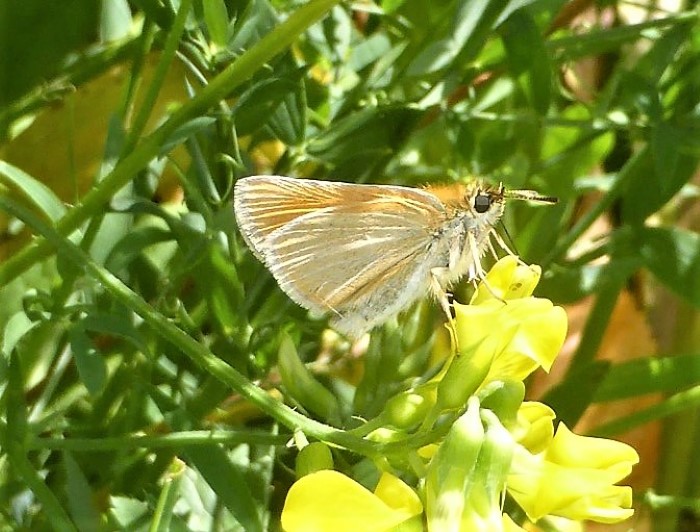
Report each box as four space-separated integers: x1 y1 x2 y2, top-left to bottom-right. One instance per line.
280 257 639 531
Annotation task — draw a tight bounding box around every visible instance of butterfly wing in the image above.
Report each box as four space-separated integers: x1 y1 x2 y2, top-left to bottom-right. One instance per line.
234 176 449 336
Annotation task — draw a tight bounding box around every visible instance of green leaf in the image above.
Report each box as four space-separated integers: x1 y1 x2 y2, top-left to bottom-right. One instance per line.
0 160 67 221
104 226 174 274
111 496 150 529
82 311 150 354
0 0 99 109
539 105 614 198
197 243 247 340
637 226 700 308
100 0 132 42
306 105 423 170
277 333 341 424
186 445 263 531
595 354 700 402
349 33 392 72
1 311 37 357
381 0 405 13
540 361 611 428
69 326 108 396
538 263 607 303
499 9 551 114
622 131 698 224
264 77 307 146
203 0 230 49
64 453 101 532
539 250 640 303
630 22 694 87
229 0 277 52
548 14 694 64
159 117 217 156
353 323 406 419
406 0 510 76
232 73 305 142
592 385 700 437
5 351 28 445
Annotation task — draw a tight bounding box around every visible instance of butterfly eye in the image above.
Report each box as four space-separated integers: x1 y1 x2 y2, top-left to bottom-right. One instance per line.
474 193 492 213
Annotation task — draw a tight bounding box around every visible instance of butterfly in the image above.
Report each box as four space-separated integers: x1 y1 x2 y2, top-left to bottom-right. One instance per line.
234 176 556 339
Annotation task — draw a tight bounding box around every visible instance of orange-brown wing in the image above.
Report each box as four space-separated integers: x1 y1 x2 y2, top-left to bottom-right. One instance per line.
234 175 447 261
233 176 448 322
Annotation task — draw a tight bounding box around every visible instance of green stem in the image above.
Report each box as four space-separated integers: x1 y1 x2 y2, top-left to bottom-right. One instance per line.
123 6 181 153
567 276 623 373
149 459 185 532
4 353 76 530
0 197 379 456
590 384 700 438
9 450 77 531
643 489 700 512
546 10 698 61
29 431 288 451
0 0 342 287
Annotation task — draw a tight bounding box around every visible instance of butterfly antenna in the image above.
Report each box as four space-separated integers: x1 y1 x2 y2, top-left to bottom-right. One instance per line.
504 189 558 204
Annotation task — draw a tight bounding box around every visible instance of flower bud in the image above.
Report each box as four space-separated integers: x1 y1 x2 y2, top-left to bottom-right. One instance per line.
383 385 436 429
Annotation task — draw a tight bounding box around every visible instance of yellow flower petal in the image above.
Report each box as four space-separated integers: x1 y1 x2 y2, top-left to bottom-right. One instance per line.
471 256 541 304
374 472 423 516
281 470 422 532
507 424 639 524
453 300 516 350
455 270 568 388
512 402 556 454
546 423 639 476
460 298 567 385
500 301 568 372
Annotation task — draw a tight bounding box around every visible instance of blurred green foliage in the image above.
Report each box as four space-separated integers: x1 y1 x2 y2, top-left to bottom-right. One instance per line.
1 0 700 529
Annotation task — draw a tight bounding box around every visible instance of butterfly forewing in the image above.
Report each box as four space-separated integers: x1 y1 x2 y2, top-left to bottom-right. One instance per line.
234 176 449 335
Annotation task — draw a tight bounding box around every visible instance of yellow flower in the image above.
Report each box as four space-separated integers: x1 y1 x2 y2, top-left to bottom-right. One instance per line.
507 422 639 524
280 258 639 530
470 255 542 305
281 470 423 532
454 256 568 385
512 401 556 454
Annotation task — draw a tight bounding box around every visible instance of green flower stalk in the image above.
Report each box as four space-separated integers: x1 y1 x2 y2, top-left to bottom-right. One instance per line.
279 257 639 531
424 397 485 530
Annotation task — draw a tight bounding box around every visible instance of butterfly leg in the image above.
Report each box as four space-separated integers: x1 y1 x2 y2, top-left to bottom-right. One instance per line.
491 231 529 267
429 267 460 352
467 232 505 302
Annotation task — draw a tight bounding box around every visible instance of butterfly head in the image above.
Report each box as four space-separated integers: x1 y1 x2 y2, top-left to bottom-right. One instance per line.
467 182 558 213
469 183 505 215
451 181 558 232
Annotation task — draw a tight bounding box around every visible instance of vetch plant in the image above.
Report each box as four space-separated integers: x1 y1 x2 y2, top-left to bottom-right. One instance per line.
280 257 638 531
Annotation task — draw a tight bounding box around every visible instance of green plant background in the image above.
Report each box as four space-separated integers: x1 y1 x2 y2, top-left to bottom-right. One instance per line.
1 0 699 530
